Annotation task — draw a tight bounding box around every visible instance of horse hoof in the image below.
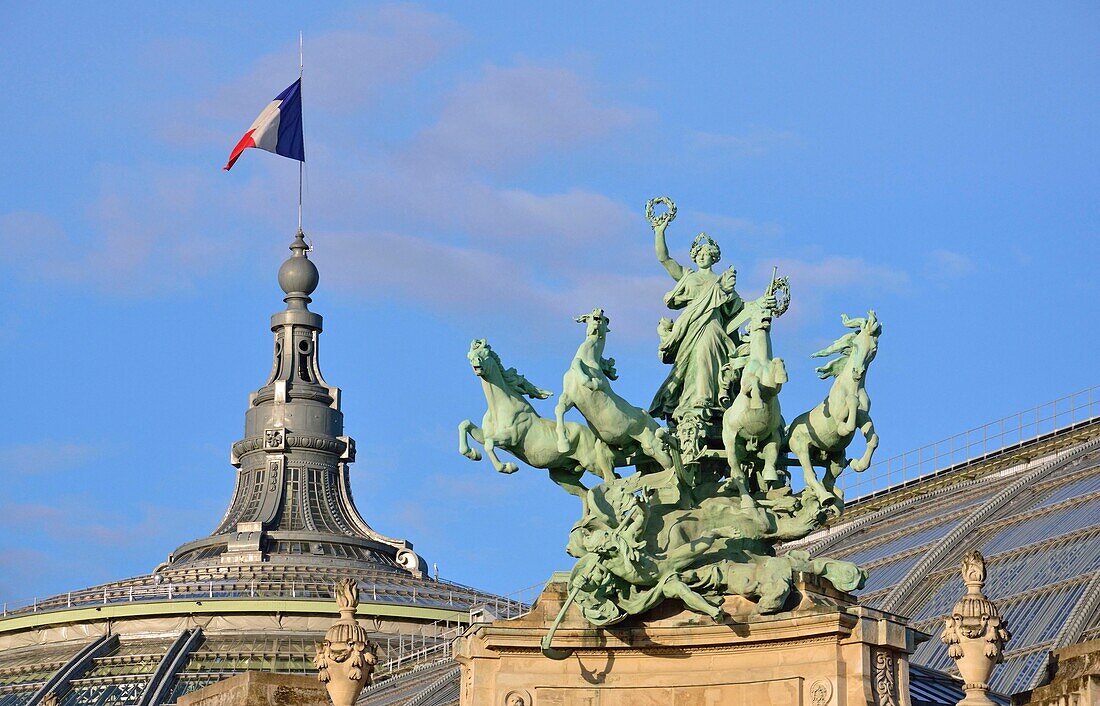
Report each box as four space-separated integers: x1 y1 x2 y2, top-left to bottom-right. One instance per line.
500 463 519 474
463 450 482 461
556 440 571 453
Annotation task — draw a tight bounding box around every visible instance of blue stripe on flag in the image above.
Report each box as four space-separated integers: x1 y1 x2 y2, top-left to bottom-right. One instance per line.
274 79 304 162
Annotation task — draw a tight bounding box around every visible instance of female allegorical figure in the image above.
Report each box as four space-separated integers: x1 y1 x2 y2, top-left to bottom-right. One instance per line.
646 198 745 434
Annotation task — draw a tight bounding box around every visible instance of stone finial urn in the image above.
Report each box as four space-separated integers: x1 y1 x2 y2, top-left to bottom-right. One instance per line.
314 578 377 706
940 551 1011 705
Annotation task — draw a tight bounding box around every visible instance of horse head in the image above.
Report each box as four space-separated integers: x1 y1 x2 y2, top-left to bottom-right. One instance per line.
468 338 498 379
848 310 882 382
468 338 552 400
749 300 774 333
574 307 610 340
814 310 882 381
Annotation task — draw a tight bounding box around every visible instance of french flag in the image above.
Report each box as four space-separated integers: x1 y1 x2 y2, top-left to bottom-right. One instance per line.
224 79 304 170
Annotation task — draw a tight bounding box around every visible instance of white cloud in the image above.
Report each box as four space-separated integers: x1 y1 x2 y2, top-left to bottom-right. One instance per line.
0 442 107 475
1 9 904 344
767 256 910 294
157 5 461 147
927 248 974 279
412 62 635 171
689 128 802 157
0 501 209 552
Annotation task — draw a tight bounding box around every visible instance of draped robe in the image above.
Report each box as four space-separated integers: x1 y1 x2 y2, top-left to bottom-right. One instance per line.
649 269 743 423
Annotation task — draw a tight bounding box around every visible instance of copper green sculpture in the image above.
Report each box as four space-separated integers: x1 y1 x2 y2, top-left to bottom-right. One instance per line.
459 339 618 499
458 197 883 656
720 271 790 504
648 197 747 464
555 307 675 472
787 311 881 513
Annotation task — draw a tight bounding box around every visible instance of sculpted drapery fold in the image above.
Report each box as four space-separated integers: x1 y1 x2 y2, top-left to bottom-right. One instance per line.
650 268 743 423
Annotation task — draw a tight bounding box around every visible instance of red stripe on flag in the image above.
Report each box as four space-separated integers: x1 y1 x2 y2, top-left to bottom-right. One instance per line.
223 129 257 171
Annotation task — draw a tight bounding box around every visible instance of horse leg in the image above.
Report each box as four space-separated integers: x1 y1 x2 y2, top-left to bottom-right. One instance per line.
837 395 858 436
748 375 763 410
822 454 847 515
587 438 618 484
458 420 483 461
851 411 878 472
791 430 829 501
554 390 575 454
761 427 782 490
722 420 755 507
549 466 589 499
484 438 518 474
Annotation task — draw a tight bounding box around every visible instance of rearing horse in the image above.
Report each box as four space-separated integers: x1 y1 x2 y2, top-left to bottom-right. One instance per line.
555 308 674 473
458 339 617 499
786 311 882 511
721 300 788 503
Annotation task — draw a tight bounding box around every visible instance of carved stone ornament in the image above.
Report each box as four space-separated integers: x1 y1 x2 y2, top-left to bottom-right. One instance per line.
233 432 349 459
873 650 898 706
940 550 1010 705
314 578 377 706
263 427 286 451
503 689 531 706
809 679 832 706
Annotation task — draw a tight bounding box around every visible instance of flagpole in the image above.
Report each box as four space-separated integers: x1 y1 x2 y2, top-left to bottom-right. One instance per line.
298 31 304 236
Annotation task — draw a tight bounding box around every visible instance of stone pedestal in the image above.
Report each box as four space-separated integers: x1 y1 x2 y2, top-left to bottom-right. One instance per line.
177 672 329 706
455 573 924 706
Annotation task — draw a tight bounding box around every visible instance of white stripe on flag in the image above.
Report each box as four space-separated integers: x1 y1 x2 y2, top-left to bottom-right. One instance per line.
249 99 283 153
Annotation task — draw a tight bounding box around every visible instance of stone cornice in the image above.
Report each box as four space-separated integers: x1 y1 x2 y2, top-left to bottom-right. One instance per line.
232 434 349 460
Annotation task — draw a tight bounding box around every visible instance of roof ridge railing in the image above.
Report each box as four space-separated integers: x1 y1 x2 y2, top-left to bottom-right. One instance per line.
839 385 1098 503
0 576 522 619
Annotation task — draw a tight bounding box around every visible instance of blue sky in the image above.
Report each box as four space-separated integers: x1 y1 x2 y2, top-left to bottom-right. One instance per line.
1 2 1097 603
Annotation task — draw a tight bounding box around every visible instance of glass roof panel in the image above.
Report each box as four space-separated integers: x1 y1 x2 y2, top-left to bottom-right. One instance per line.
0 692 37 706
1029 471 1100 512
982 502 1100 556
993 651 1049 696
0 642 88 672
59 680 147 706
911 575 966 623
979 533 1100 600
839 520 962 566
859 553 924 595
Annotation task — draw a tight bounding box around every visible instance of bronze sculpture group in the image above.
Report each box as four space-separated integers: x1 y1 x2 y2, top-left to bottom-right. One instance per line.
458 197 882 654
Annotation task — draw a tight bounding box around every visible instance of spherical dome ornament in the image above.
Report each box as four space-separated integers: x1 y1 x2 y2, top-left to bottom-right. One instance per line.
278 230 319 296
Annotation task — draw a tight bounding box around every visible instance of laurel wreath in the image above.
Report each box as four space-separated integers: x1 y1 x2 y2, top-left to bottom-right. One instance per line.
770 276 792 317
645 196 677 227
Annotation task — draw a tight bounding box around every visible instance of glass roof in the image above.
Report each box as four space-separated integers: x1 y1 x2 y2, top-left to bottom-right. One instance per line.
809 427 1100 694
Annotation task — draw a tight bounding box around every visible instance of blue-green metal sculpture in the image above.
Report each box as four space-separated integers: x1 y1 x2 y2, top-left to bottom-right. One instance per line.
458 197 883 655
